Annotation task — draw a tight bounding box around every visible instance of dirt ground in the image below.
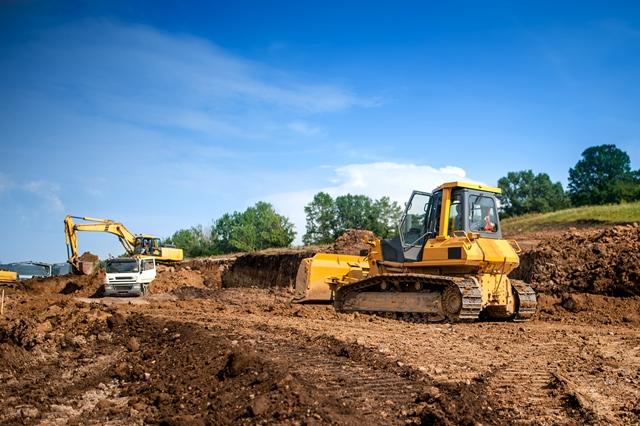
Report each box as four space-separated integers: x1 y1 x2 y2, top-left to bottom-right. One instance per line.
1 227 639 425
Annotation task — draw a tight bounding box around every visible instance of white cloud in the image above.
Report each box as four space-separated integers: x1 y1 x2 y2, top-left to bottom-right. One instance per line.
21 21 374 139
266 162 476 243
22 180 64 211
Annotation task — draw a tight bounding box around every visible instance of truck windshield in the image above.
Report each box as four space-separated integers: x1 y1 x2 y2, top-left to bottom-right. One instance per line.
106 260 139 273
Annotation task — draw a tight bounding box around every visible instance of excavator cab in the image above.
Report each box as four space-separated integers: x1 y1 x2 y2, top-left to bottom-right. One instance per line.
133 236 162 256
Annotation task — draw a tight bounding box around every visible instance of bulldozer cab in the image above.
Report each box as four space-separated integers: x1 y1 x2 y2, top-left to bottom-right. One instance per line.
386 184 503 263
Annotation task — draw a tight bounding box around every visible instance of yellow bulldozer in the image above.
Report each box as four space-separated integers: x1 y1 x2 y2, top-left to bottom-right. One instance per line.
295 181 536 322
64 215 183 274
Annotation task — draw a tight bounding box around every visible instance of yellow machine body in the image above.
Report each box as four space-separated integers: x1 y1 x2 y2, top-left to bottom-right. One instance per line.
0 269 18 283
295 181 535 321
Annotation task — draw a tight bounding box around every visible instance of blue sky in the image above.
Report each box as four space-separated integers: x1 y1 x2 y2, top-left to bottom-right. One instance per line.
1 1 639 262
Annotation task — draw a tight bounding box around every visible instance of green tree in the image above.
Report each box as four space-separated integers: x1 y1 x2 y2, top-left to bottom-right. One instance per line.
497 170 569 217
568 144 640 206
214 202 295 252
372 196 403 238
302 192 404 244
169 202 296 256
303 192 337 245
166 225 216 257
334 194 376 235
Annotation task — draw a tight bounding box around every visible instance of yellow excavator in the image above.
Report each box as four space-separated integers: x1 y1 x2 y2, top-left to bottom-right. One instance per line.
64 215 183 274
295 181 536 322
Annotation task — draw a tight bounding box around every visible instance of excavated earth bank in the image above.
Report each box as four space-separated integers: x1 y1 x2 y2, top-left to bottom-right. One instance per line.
511 224 640 296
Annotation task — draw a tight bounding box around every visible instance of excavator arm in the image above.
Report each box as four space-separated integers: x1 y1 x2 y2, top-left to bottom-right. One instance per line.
64 215 138 274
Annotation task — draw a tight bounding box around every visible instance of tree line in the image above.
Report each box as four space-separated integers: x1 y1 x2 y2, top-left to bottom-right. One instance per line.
165 201 295 257
303 193 402 244
498 144 640 217
167 144 639 256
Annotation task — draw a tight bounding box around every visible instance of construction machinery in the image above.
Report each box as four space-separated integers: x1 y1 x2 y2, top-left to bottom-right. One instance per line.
294 181 536 322
0 269 18 284
64 215 183 274
0 261 52 280
103 257 156 296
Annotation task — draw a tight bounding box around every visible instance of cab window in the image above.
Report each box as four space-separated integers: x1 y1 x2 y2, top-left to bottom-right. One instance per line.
426 191 441 236
448 190 464 234
469 195 498 233
142 259 155 271
400 192 431 247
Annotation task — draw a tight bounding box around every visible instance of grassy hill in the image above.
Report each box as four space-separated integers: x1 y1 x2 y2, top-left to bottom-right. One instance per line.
502 201 640 234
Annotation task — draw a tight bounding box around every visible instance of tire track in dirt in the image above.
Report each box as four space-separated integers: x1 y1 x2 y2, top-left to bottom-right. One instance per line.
144 310 426 424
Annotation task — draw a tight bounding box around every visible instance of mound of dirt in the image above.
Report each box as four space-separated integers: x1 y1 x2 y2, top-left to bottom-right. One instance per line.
77 251 100 275
511 224 640 296
78 252 99 263
330 229 375 255
536 293 640 325
150 267 205 294
17 272 105 298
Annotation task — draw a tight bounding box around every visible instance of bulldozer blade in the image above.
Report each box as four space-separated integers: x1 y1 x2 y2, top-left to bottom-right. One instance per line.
294 253 369 303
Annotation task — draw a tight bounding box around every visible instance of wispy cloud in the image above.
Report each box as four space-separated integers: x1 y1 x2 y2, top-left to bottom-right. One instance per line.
266 162 475 242
22 180 65 211
12 20 374 140
0 173 65 212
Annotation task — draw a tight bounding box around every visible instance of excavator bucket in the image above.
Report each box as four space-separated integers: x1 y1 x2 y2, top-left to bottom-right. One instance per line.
77 260 98 275
294 253 369 303
70 252 100 275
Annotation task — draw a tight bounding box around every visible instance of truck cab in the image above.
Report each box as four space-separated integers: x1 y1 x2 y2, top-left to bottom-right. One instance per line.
103 257 156 296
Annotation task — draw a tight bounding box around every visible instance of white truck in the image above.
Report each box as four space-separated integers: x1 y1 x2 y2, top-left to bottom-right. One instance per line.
104 257 156 296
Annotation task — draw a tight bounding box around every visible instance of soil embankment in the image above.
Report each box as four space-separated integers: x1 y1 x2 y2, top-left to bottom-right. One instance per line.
511 224 640 296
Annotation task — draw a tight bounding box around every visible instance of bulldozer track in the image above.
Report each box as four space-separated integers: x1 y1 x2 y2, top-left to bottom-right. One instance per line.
511 280 537 321
334 274 482 322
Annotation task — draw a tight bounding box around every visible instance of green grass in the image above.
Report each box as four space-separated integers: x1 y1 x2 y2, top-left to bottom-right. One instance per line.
501 201 640 233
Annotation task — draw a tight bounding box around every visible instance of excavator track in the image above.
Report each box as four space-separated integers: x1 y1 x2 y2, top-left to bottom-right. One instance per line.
511 280 537 321
334 274 482 323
